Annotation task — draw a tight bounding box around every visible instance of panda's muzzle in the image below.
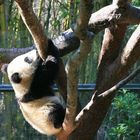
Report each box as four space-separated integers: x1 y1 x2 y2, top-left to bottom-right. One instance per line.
11 72 22 83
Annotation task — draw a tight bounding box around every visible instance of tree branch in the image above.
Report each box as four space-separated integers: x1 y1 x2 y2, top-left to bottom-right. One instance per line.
53 29 80 57
75 63 140 127
0 2 140 61
69 2 140 140
64 0 94 126
72 5 140 140
88 3 140 33
96 24 128 91
57 0 94 139
98 65 140 98
107 24 140 85
15 0 48 60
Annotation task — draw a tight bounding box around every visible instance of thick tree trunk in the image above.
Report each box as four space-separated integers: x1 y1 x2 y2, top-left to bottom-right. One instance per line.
69 23 140 140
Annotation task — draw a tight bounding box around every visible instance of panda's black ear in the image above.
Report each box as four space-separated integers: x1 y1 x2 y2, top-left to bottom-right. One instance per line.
1 64 8 74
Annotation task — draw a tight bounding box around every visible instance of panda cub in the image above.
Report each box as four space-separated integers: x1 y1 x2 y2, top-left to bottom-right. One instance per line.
2 40 65 135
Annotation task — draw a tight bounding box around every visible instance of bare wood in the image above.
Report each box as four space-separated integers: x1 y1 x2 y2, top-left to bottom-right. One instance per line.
57 0 94 139
98 24 128 66
120 25 140 66
74 0 93 40
69 2 140 140
65 0 94 123
106 24 140 87
75 64 140 124
0 2 140 60
15 0 48 60
89 4 140 33
69 24 129 140
96 24 128 91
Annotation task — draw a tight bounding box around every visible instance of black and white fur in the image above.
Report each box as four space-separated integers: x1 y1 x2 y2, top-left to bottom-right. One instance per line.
2 40 65 135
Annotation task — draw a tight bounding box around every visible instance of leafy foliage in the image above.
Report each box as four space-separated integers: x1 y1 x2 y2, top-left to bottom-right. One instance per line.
105 90 140 139
132 0 140 6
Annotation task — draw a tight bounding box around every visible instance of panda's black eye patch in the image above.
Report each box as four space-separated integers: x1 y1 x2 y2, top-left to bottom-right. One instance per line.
24 57 33 64
11 73 22 83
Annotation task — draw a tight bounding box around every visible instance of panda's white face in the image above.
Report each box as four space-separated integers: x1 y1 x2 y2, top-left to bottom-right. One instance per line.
7 50 38 99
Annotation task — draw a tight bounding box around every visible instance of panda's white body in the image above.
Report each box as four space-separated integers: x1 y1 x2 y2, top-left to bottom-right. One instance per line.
4 41 65 136
19 97 62 135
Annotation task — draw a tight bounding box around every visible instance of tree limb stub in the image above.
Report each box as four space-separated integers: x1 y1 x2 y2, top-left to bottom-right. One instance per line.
15 0 48 60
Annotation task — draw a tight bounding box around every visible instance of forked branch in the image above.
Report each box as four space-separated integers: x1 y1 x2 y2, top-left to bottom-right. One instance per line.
64 0 94 125
57 0 94 139
75 65 140 125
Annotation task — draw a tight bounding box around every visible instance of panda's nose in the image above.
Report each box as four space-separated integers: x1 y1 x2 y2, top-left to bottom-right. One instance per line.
11 73 22 83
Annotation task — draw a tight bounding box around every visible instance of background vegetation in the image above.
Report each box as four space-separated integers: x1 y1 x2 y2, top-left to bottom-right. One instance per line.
0 0 139 139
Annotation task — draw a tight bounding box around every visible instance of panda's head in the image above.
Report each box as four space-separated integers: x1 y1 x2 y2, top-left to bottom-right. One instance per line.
5 50 38 99
2 49 59 101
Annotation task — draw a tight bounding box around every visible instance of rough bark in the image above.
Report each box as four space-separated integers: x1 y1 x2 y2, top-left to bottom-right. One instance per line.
96 24 128 91
70 25 140 140
69 2 140 140
15 0 48 60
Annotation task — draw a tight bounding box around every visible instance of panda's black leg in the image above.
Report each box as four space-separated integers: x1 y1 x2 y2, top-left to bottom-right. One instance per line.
48 103 65 128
